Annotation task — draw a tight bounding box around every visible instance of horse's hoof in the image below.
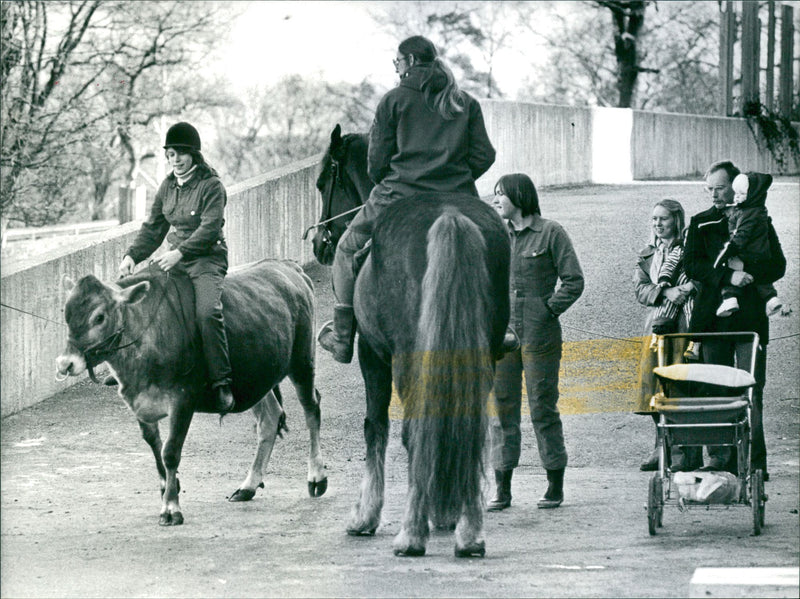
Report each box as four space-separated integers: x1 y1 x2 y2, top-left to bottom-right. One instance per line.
228 482 264 502
159 511 184 526
308 477 327 497
455 541 486 558
393 546 426 557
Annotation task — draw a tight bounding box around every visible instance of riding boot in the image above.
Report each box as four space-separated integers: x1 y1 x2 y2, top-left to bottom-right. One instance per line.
214 384 235 415
318 305 356 364
537 468 564 509
487 469 513 511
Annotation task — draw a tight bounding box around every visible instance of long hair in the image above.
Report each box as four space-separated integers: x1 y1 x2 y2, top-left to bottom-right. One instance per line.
399 36 465 120
495 173 541 217
650 199 686 246
164 148 219 178
187 149 219 178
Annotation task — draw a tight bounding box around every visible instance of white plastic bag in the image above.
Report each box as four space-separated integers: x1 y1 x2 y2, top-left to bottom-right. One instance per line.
673 471 740 504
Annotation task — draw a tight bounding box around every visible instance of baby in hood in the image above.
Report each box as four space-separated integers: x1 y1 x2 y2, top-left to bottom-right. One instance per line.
714 171 783 318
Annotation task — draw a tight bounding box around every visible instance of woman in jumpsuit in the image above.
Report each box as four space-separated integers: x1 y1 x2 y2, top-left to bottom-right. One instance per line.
317 35 496 364
488 173 584 511
118 122 235 415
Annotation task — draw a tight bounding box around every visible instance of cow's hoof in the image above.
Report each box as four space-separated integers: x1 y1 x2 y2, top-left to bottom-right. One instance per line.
346 525 377 536
393 545 426 557
159 511 184 526
455 541 486 558
228 482 264 502
308 477 327 497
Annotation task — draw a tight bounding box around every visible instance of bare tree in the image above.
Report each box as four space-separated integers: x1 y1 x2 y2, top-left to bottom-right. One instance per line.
1 0 103 234
0 0 240 237
212 75 378 183
597 0 652 108
516 1 718 113
368 1 515 98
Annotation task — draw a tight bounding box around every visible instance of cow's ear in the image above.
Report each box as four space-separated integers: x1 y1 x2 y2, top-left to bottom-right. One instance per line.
62 275 75 293
118 281 150 305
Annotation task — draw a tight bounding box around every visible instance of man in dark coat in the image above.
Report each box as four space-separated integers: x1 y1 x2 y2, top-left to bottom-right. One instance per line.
684 160 786 479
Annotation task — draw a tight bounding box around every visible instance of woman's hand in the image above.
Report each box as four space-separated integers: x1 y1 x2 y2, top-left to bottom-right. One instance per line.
118 255 135 278
155 249 183 272
663 286 689 305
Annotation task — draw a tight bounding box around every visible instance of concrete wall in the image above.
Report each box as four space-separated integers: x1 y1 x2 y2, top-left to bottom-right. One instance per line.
632 111 797 179
477 100 593 195
1 223 143 416
2 101 796 416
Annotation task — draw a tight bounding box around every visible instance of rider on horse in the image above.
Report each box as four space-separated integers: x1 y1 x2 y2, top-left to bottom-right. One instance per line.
318 35 497 363
118 122 235 415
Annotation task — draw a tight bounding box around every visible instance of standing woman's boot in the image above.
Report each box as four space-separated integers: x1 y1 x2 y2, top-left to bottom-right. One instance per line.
487 469 513 511
538 468 564 509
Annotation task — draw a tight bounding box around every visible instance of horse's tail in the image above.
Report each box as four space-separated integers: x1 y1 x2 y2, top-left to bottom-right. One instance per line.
403 206 493 524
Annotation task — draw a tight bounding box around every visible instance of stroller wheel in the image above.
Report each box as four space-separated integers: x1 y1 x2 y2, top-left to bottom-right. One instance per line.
647 474 663 536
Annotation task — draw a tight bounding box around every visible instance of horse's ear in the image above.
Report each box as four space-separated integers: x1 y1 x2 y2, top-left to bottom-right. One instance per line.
62 275 75 293
117 281 150 305
331 124 342 147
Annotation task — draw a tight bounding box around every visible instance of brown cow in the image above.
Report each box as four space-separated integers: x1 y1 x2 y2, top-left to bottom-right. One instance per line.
55 259 327 525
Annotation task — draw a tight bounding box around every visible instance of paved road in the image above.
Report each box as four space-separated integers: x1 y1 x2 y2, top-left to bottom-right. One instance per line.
2 182 798 598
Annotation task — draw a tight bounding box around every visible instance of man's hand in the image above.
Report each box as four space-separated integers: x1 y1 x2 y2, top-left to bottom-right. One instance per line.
730 270 753 287
155 249 183 272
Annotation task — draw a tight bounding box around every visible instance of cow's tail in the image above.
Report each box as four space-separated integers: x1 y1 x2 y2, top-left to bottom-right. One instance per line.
404 207 493 525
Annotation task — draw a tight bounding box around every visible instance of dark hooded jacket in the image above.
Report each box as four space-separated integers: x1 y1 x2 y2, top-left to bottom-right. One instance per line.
367 63 495 201
684 202 785 344
727 172 773 268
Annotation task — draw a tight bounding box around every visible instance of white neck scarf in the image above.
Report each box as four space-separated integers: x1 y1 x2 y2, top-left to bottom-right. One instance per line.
175 164 197 186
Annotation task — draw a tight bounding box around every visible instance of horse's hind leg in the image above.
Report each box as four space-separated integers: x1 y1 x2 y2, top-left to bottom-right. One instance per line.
228 389 285 502
347 338 391 536
454 489 486 558
393 462 429 557
288 365 327 497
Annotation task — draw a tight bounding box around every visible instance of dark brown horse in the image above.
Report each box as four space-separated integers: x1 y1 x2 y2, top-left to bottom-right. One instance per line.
314 126 510 557
55 259 327 525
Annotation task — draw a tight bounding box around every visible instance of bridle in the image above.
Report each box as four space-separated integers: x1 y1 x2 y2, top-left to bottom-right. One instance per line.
302 150 362 241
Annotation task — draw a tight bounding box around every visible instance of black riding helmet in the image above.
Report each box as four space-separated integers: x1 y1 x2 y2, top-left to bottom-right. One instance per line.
164 122 201 152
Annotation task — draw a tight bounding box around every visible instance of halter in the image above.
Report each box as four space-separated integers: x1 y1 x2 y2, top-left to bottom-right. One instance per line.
69 268 178 384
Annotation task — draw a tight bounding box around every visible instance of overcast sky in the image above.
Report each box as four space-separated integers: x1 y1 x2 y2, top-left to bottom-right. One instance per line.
215 0 543 99
218 1 401 92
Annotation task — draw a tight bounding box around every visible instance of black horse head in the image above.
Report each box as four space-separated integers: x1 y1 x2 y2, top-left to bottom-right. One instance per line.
311 124 373 265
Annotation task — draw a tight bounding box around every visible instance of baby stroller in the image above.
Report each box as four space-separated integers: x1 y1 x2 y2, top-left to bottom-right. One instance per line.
646 331 766 536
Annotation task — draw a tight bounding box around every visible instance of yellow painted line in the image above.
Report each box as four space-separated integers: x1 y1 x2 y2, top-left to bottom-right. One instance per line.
387 337 648 419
